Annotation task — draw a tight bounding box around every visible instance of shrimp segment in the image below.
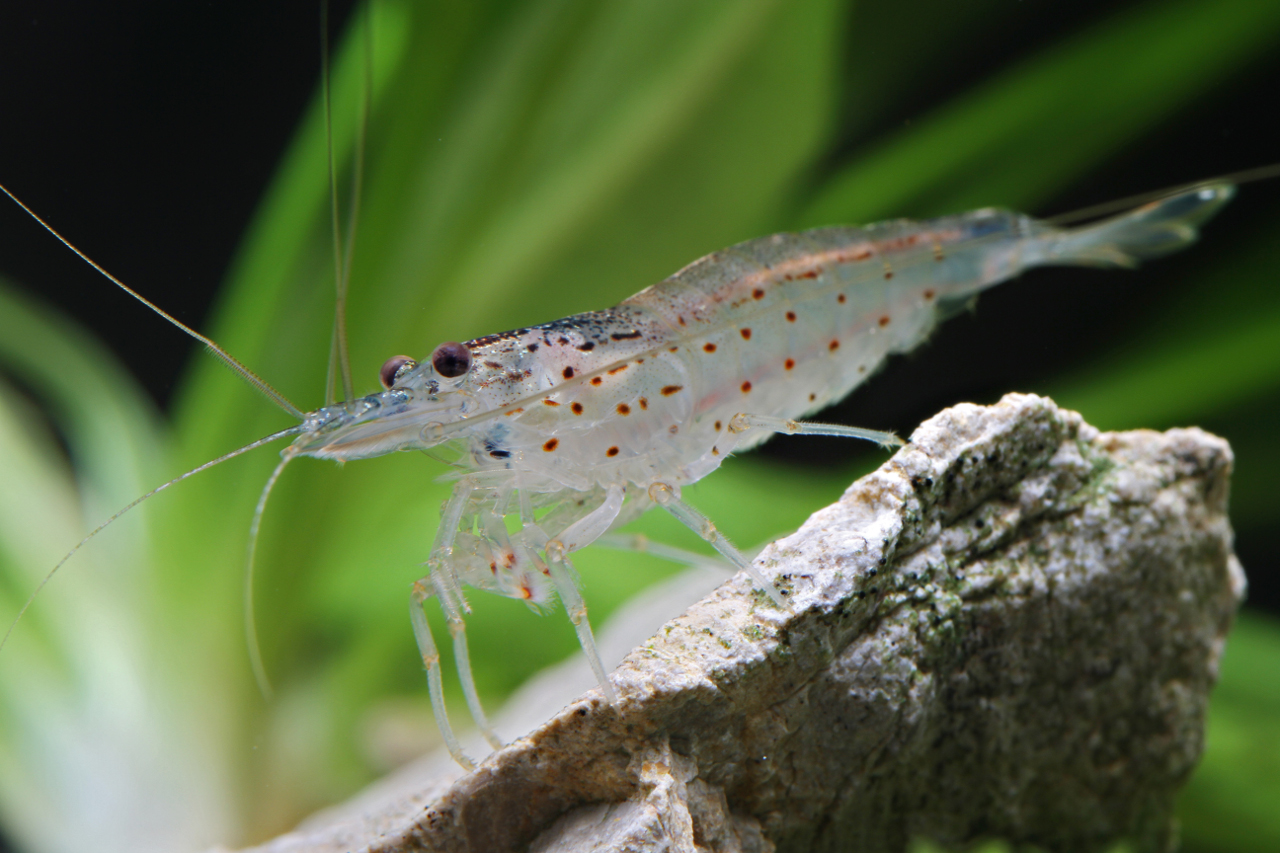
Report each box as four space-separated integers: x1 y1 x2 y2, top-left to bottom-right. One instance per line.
275 183 1237 767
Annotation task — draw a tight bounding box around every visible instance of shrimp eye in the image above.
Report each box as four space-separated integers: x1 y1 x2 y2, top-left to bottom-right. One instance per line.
431 341 472 378
379 355 417 389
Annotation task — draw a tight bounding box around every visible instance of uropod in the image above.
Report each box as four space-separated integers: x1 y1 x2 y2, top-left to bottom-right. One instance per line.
1 176 1235 769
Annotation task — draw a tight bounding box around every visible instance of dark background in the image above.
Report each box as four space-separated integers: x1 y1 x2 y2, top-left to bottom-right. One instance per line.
0 1 359 402
0 1 1275 592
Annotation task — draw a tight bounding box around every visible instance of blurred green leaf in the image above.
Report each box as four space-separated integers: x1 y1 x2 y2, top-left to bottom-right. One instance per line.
798 0 1280 226
0 281 232 853
1049 211 1280 431
1178 612 1280 853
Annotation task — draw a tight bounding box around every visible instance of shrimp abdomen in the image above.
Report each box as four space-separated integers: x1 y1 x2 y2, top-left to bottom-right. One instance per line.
623 184 1236 448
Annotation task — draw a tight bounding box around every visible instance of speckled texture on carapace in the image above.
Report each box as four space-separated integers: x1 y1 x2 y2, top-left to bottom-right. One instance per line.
243 394 1243 853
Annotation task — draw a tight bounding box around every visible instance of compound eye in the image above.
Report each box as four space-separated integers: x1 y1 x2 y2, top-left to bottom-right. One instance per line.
430 341 472 379
379 355 417 389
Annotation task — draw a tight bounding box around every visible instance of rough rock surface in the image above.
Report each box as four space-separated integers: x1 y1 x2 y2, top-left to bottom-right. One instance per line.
240 393 1244 853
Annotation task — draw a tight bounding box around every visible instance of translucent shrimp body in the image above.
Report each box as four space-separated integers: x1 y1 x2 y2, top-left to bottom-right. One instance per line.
289 184 1233 767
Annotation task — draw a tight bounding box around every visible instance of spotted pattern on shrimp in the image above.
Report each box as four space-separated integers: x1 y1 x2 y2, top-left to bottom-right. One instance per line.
279 185 1234 770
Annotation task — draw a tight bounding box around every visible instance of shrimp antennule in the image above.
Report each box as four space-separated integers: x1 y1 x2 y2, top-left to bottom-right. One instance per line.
0 424 307 653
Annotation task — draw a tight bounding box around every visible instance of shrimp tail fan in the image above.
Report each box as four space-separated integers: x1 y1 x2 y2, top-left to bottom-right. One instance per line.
1036 183 1235 269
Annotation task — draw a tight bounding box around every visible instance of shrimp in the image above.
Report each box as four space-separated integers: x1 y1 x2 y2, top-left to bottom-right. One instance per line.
0 175 1233 772
264 182 1232 766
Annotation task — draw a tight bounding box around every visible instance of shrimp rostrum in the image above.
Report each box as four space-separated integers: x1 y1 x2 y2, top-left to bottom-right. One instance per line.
1 180 1234 770
282 183 1232 767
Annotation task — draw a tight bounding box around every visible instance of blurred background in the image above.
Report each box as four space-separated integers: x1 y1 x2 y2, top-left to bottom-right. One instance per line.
0 1 1276 850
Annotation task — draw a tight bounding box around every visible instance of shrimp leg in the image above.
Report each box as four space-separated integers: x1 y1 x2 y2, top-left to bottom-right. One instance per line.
432 566 503 752
539 485 626 703
728 413 904 449
595 533 733 575
409 581 474 769
647 483 787 608
412 482 503 766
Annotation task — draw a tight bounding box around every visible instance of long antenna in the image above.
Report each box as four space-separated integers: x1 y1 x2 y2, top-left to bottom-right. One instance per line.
0 424 307 653
244 452 296 699
323 0 355 406
0 183 306 420
1047 162 1280 226
341 1 373 342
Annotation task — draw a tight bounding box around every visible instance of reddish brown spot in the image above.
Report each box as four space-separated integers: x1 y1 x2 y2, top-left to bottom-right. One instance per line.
543 399 560 407
837 293 846 304
810 393 817 401
858 365 867 373
785 311 797 323
608 364 629 375
703 343 717 353
799 269 819 279
712 446 720 456
638 397 648 410
741 381 752 393
661 385 683 396
504 407 525 416
543 439 559 452
852 247 872 261
669 425 679 434
923 289 937 300
669 346 679 352
617 403 631 416
607 446 620 457
829 339 840 351
591 377 603 386
752 288 765 300
714 420 722 431
637 358 645 364
785 358 795 370
571 402 584 415
678 316 687 326
740 328 752 340
563 366 575 379
884 270 894 280
879 315 891 327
